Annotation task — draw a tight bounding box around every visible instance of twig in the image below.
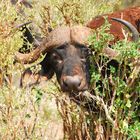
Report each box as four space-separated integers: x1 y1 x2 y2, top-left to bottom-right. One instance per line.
30 97 38 135
109 75 116 113
127 59 140 87
88 94 115 126
56 4 71 26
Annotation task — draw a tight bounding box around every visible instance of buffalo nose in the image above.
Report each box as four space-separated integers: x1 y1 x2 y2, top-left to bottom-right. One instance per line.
63 75 82 90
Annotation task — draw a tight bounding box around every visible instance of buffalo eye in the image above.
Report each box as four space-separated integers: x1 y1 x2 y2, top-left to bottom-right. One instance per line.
51 53 63 64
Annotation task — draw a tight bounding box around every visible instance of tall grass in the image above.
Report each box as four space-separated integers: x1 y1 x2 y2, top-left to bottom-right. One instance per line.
0 0 139 140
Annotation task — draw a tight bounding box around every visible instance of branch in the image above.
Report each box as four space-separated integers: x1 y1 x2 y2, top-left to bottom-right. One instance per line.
127 59 140 87
85 93 115 126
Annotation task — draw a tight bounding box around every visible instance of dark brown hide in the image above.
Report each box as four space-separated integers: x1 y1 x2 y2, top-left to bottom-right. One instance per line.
21 42 90 92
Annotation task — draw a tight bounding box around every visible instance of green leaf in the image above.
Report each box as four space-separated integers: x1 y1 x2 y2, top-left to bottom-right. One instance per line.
126 100 131 108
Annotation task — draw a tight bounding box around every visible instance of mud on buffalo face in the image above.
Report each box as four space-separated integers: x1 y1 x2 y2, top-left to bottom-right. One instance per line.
40 42 90 92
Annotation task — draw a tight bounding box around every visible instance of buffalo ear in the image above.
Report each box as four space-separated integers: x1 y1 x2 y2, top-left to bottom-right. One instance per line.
40 53 54 79
20 53 54 87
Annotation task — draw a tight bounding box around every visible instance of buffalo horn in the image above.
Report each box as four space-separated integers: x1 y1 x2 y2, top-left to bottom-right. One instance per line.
15 25 122 63
111 17 139 42
15 26 71 64
15 26 93 64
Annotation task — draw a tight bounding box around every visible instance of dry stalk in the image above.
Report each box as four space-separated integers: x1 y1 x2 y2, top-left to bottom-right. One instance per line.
23 124 29 139
56 4 71 26
127 59 140 87
40 5 52 36
108 75 116 113
29 96 38 136
88 94 115 126
56 2 81 26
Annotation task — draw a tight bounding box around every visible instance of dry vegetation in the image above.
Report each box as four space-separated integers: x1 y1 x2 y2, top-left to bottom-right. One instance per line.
0 0 140 140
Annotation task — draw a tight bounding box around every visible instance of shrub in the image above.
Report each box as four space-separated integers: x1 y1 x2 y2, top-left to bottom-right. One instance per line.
56 19 140 139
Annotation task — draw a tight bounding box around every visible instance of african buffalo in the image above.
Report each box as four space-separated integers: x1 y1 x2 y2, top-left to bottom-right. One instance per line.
15 7 140 92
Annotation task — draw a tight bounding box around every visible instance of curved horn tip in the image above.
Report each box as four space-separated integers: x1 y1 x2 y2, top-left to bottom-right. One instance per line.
15 21 32 29
111 17 139 42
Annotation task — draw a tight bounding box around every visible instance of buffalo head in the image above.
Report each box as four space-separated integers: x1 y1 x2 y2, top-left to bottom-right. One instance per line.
16 26 92 92
15 18 139 92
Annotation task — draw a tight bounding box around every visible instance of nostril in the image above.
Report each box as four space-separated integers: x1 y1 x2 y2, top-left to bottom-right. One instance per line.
74 79 81 87
63 75 82 90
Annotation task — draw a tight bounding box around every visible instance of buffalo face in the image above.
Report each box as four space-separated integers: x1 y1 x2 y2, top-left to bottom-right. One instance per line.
17 20 139 92
41 42 90 92
16 26 92 92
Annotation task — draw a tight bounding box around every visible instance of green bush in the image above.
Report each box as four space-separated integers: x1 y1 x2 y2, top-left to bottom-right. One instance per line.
88 20 140 139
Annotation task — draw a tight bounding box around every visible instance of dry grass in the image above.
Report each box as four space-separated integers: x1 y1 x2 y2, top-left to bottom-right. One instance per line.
0 0 139 140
